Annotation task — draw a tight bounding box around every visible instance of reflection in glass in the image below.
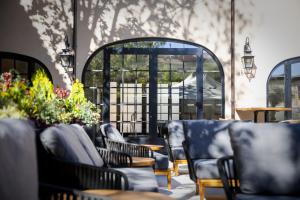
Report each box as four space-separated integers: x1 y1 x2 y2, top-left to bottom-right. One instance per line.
291 62 300 119
203 51 222 119
268 64 285 121
0 54 51 82
84 40 223 136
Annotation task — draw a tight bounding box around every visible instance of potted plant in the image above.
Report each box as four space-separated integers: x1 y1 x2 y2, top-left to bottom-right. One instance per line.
0 69 100 133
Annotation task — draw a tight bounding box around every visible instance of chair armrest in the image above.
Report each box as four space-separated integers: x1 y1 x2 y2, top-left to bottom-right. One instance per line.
164 137 174 162
39 183 111 200
105 139 154 158
217 155 239 200
39 157 129 191
182 140 197 182
96 147 132 167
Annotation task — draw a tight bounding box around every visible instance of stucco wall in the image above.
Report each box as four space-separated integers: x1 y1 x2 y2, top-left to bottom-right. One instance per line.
0 0 299 119
235 0 300 121
0 0 73 88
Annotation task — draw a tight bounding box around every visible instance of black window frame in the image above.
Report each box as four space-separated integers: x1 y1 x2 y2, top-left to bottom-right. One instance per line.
82 37 225 137
267 56 300 120
0 52 52 82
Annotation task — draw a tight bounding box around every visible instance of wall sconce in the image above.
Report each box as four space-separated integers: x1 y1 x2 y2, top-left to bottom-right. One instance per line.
59 33 75 81
241 37 256 80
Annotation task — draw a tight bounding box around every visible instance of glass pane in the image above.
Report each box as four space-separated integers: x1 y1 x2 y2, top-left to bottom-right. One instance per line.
89 52 103 70
157 55 197 122
15 60 28 74
110 54 149 135
268 64 285 121
1 59 14 72
83 39 224 137
291 62 300 119
203 51 222 119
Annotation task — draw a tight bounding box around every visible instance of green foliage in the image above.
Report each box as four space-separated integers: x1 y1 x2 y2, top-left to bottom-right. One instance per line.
66 79 100 127
0 70 100 127
0 102 27 119
21 69 58 125
0 71 29 120
0 71 28 105
67 79 86 106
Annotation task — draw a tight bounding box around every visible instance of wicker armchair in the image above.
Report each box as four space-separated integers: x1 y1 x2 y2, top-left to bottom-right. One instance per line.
39 156 129 191
38 124 159 192
96 147 132 168
100 123 171 190
39 183 110 200
0 119 110 200
104 139 153 158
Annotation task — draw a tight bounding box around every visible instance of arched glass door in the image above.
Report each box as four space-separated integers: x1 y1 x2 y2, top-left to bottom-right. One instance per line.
83 39 224 137
267 57 300 121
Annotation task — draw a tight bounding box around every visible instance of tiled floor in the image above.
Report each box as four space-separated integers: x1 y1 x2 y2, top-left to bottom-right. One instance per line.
156 165 226 200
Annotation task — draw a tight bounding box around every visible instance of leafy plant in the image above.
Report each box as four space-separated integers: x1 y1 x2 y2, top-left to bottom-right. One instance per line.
0 69 100 127
0 71 29 119
66 79 100 127
0 102 28 119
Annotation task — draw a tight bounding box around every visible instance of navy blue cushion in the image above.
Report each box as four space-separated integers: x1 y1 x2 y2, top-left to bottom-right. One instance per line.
40 124 104 167
0 119 38 200
193 159 219 179
153 152 169 170
183 120 235 160
230 123 300 195
115 167 158 192
100 123 125 142
168 121 185 147
236 194 300 200
172 147 186 160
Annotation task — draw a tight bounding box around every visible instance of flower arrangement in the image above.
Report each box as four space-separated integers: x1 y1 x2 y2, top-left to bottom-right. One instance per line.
0 69 100 127
0 71 28 119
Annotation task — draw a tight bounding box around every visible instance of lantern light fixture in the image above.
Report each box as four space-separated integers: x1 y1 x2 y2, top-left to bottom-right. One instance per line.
241 37 256 80
59 33 75 80
241 37 254 69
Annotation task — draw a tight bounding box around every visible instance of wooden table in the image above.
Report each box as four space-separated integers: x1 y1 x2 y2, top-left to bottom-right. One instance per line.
236 107 291 122
132 157 155 167
84 189 174 200
142 144 164 151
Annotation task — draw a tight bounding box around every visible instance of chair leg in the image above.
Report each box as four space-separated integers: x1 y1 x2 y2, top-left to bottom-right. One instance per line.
154 169 172 190
174 161 179 176
195 182 199 195
167 169 172 190
198 179 205 200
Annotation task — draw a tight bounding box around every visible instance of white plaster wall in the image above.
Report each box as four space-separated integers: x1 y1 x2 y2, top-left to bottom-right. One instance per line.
0 0 73 88
1 0 299 119
76 0 233 118
235 0 300 120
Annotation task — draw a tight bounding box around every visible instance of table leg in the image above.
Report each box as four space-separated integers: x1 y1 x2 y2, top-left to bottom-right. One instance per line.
254 111 258 123
264 111 269 122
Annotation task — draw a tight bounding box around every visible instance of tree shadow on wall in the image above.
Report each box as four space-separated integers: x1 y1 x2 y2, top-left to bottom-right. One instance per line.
18 0 74 86
77 0 200 57
19 0 254 91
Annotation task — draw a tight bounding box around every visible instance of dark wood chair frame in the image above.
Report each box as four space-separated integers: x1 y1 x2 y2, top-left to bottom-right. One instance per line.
164 132 188 176
217 156 239 200
182 140 223 200
102 135 172 190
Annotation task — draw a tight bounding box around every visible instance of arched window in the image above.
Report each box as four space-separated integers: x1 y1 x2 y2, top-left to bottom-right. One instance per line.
83 38 224 136
0 52 52 82
267 57 300 121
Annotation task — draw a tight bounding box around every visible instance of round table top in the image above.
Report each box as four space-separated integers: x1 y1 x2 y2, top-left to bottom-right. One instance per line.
142 144 164 151
132 156 155 167
84 189 174 200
